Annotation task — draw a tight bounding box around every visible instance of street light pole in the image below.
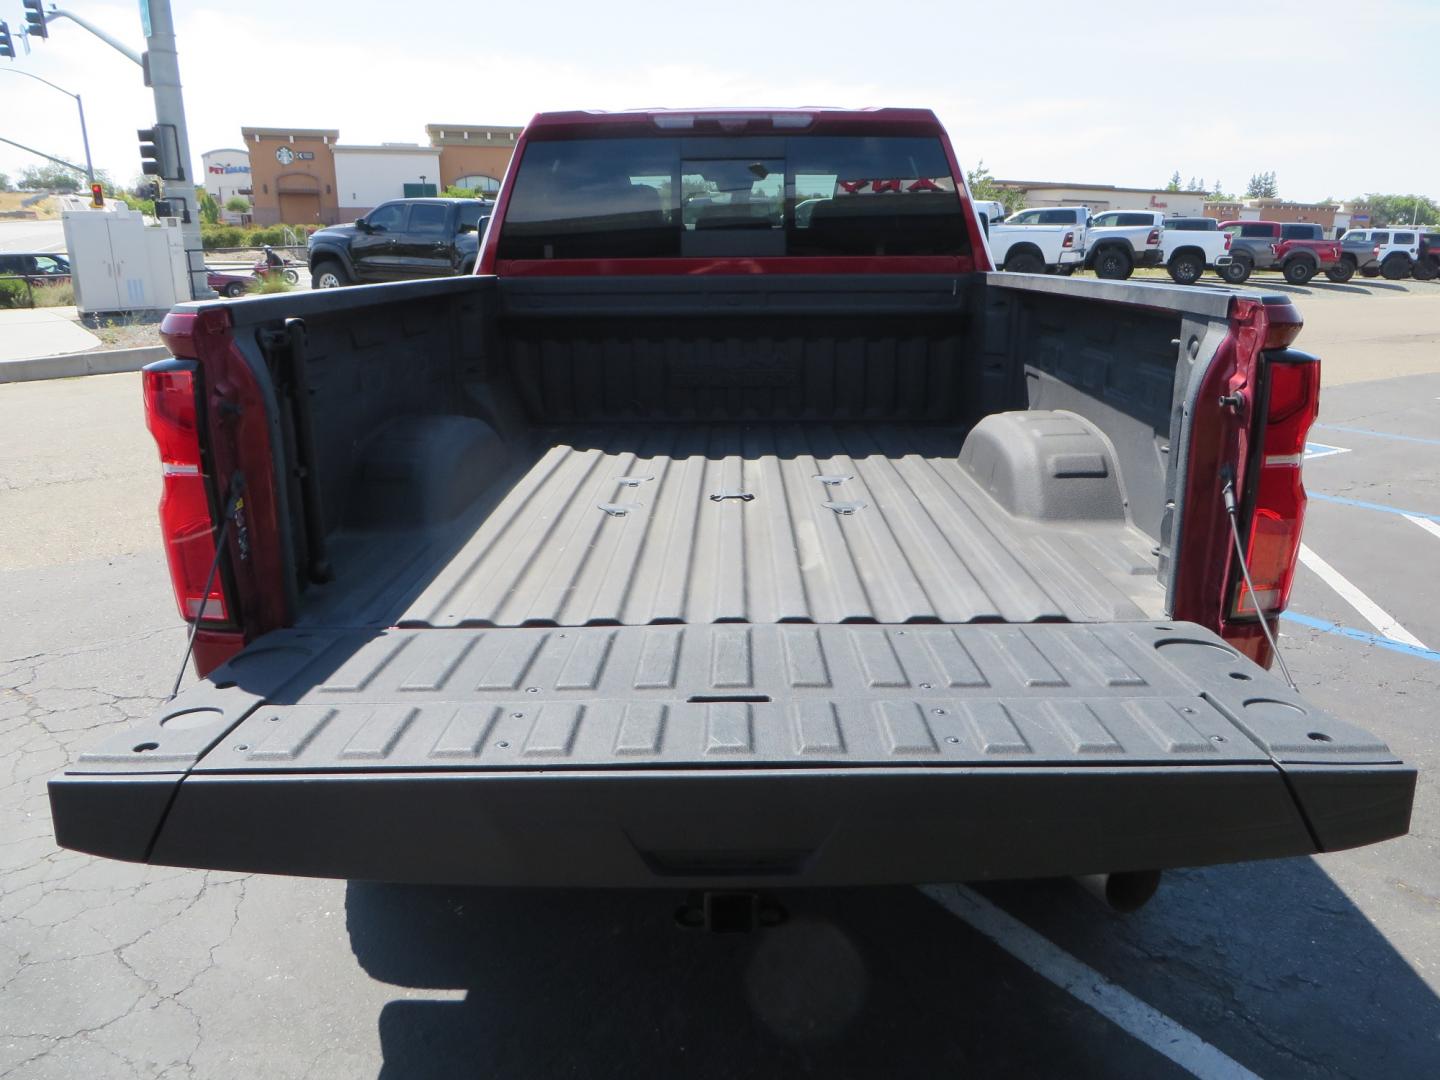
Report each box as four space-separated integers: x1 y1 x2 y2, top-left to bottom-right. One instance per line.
0 68 94 185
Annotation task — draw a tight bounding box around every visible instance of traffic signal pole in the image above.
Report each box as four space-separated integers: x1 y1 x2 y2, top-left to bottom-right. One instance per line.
136 1 212 298
0 68 94 185
45 1 214 299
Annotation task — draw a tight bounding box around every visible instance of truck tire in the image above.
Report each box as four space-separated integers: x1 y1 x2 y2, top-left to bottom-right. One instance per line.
1004 250 1045 274
1412 259 1438 281
1360 265 1380 278
1219 255 1252 284
1325 260 1355 283
1381 254 1411 280
1166 251 1205 285
1283 259 1316 285
1093 247 1133 280
312 260 350 289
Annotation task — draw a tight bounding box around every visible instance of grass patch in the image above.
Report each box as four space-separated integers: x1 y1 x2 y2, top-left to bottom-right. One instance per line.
32 281 76 307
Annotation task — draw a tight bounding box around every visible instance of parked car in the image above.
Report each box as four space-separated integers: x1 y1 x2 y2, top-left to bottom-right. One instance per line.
988 206 1087 274
1219 221 1344 284
0 251 71 284
206 268 251 298
1157 217 1233 285
1339 228 1424 280
52 107 1413 900
1084 209 1164 280
308 198 492 288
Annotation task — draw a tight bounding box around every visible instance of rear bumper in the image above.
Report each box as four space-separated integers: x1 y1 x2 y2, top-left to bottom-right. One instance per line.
1137 250 1165 267
1214 255 1234 266
1057 249 1085 266
50 761 1414 889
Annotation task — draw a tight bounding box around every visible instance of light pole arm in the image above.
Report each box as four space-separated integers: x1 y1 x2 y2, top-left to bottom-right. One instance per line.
0 68 95 184
0 136 88 177
46 7 144 66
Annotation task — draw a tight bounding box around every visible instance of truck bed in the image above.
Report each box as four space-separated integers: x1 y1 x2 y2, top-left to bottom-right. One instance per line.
49 274 1414 887
308 422 1163 630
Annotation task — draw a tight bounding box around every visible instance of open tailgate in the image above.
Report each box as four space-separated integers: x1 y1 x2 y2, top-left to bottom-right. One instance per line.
50 621 1413 887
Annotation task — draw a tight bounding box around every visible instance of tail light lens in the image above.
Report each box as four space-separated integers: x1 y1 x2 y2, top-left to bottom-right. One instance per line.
1230 354 1320 619
143 360 229 623
1373 245 1381 259
1147 228 1160 246
1224 233 1232 250
1062 230 1074 248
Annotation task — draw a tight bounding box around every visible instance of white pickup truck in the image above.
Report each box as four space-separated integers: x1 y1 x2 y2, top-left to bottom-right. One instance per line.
1085 210 1165 280
1159 217 1235 285
986 206 1087 275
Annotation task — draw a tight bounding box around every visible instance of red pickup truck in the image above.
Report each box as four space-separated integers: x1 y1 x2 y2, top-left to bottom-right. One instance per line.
1220 221 1349 285
50 108 1413 897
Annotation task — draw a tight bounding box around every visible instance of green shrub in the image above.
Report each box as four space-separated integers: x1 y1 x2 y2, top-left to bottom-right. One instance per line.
244 226 287 247
201 225 245 250
0 278 31 309
248 274 294 294
224 196 251 212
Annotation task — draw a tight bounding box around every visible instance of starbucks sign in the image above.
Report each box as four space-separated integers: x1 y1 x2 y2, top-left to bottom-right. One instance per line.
273 147 316 165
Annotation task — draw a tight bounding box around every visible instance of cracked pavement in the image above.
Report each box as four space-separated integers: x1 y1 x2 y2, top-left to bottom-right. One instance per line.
3 290 1439 1078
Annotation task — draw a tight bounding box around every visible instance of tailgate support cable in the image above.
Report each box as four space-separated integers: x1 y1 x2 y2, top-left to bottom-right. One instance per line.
1222 474 1298 691
167 476 245 701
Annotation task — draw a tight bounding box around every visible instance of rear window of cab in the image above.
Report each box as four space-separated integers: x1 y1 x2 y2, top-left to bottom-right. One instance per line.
496 135 970 260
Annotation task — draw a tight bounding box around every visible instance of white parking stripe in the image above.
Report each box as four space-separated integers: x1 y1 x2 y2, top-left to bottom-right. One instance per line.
919 885 1263 1080
1403 513 1440 545
1297 544 1426 649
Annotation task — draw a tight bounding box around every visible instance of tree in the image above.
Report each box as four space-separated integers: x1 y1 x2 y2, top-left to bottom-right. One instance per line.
1165 171 1182 192
224 196 250 212
1246 171 1278 199
0 173 12 193
966 160 1026 214
199 191 221 225
18 161 85 193
441 185 486 199
1358 193 1440 227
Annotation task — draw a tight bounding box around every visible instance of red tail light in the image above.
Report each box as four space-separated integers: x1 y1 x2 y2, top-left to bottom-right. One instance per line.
143 360 229 623
1224 233 1232 250
1270 243 1280 256
1230 354 1320 619
1147 228 1160 246
1373 245 1381 259
1062 230 1074 248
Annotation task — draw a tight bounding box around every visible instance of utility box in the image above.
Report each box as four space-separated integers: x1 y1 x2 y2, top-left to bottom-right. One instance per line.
61 207 189 315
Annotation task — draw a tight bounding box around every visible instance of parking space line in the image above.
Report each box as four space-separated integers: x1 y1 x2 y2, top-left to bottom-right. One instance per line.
1297 544 1426 648
1281 612 1440 664
1310 424 1440 448
1310 493 1440 523
919 885 1263 1080
1403 513 1440 544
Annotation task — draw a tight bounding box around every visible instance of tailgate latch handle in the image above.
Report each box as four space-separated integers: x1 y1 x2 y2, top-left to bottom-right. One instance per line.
709 491 755 503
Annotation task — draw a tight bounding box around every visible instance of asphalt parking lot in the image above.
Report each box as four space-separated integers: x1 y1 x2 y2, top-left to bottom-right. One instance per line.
2 278 1438 1079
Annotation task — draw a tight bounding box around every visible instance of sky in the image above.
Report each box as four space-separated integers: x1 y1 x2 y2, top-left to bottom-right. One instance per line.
2 0 1438 203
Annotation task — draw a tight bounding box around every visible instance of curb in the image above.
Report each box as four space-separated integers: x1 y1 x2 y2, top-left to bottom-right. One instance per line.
0 345 170 385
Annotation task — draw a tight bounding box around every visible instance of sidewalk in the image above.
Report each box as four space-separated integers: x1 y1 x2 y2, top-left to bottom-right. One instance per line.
0 306 100 362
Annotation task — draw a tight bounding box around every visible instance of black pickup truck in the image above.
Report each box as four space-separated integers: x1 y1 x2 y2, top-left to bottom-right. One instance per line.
52 108 1413 894
307 197 491 288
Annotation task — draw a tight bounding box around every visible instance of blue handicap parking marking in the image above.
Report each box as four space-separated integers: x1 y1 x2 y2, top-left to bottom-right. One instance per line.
1304 442 1352 461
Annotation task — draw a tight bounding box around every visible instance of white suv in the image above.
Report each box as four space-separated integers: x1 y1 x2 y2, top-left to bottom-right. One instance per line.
1339 228 1423 280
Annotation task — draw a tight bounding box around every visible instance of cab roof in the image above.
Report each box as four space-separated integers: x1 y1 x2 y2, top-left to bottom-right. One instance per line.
522 107 946 138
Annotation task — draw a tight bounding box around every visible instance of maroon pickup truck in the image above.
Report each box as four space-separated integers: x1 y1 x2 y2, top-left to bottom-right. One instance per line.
1220 221 1349 285
50 108 1413 899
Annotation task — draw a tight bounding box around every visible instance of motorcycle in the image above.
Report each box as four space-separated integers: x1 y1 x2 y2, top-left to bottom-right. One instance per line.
252 251 301 285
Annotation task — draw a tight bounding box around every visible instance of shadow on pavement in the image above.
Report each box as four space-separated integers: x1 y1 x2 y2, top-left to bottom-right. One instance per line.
346 856 1436 1078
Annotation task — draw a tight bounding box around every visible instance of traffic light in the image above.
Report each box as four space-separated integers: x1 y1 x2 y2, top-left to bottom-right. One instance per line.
138 125 181 180
90 183 104 208
0 22 15 60
22 0 46 39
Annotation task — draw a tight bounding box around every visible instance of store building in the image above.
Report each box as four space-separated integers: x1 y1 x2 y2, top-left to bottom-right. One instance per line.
996 180 1211 217
200 148 253 206
240 123 523 225
1202 199 1339 229
242 127 341 225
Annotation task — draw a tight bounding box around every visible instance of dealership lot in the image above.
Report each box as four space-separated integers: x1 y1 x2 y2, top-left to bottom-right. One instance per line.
2 283 1438 1078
